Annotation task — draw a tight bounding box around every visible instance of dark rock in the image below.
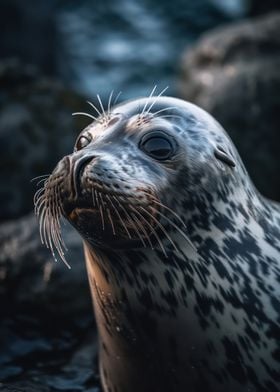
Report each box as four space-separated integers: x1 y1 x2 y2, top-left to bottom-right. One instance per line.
0 213 100 390
0 59 91 221
179 12 280 201
0 213 91 318
249 1 280 16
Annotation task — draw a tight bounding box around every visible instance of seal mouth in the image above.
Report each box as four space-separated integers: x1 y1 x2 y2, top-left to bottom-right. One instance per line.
64 188 161 246
34 166 194 265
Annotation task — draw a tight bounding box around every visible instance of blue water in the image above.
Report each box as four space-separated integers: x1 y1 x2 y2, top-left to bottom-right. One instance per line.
56 0 249 100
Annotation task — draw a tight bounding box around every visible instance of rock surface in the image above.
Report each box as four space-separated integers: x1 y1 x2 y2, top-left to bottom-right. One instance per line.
0 59 90 221
179 12 280 201
0 213 101 391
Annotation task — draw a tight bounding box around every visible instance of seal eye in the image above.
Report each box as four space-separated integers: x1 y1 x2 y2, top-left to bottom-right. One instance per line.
140 133 174 161
75 134 92 151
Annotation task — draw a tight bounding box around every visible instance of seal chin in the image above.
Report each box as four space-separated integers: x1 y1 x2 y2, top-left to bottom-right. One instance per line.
66 205 154 249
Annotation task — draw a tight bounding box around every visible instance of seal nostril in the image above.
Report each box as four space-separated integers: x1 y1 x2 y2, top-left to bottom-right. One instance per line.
72 155 96 198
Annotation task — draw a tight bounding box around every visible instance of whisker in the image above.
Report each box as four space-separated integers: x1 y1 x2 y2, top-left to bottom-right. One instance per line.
72 112 97 121
34 188 44 206
131 204 166 255
97 191 105 230
112 196 146 247
97 94 108 122
113 91 122 106
31 174 50 183
140 85 157 117
105 194 131 239
127 213 147 248
35 180 70 268
39 206 47 244
152 207 196 252
107 207 116 235
86 100 103 118
144 196 187 228
140 206 179 253
129 206 154 250
146 86 169 115
34 195 46 216
107 90 114 114
35 178 49 187
152 106 176 116
91 189 96 208
94 189 99 208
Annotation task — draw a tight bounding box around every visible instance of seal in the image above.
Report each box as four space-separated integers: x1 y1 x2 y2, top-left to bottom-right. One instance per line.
35 94 280 392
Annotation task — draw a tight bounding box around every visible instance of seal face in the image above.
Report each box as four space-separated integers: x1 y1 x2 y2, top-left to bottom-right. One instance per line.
35 96 280 392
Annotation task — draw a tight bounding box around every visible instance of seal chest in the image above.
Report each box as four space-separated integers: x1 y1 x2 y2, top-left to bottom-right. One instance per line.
35 95 280 392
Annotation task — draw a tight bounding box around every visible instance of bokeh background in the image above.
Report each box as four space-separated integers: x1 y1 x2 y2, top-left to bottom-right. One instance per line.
0 1 279 391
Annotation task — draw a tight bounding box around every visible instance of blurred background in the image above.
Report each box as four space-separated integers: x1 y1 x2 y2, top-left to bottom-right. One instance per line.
0 1 279 391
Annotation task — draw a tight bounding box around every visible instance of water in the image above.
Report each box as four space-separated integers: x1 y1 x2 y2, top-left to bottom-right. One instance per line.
56 0 248 100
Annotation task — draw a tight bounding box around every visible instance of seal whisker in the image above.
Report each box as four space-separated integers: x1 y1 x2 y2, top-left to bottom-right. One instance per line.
97 191 105 230
91 189 97 208
86 100 103 118
31 174 50 183
94 189 100 208
107 90 114 116
105 194 132 239
72 112 97 121
146 197 187 228
39 205 47 244
131 212 153 248
112 195 146 247
53 185 67 251
146 86 169 115
113 91 122 106
129 206 154 250
35 178 49 187
35 197 47 218
131 205 167 256
106 207 116 235
152 106 177 117
35 180 70 268
140 85 157 118
34 190 45 211
152 207 196 252
48 200 70 268
97 94 108 123
139 206 176 255
127 213 147 248
48 198 60 253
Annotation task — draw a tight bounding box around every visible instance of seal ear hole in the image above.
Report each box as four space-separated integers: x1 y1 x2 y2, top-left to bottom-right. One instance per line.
214 146 236 168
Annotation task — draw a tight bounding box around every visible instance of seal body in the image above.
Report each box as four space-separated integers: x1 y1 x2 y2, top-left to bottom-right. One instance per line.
37 96 280 392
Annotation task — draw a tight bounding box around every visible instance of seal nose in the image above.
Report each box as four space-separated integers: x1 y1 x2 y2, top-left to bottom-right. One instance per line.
71 155 96 199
